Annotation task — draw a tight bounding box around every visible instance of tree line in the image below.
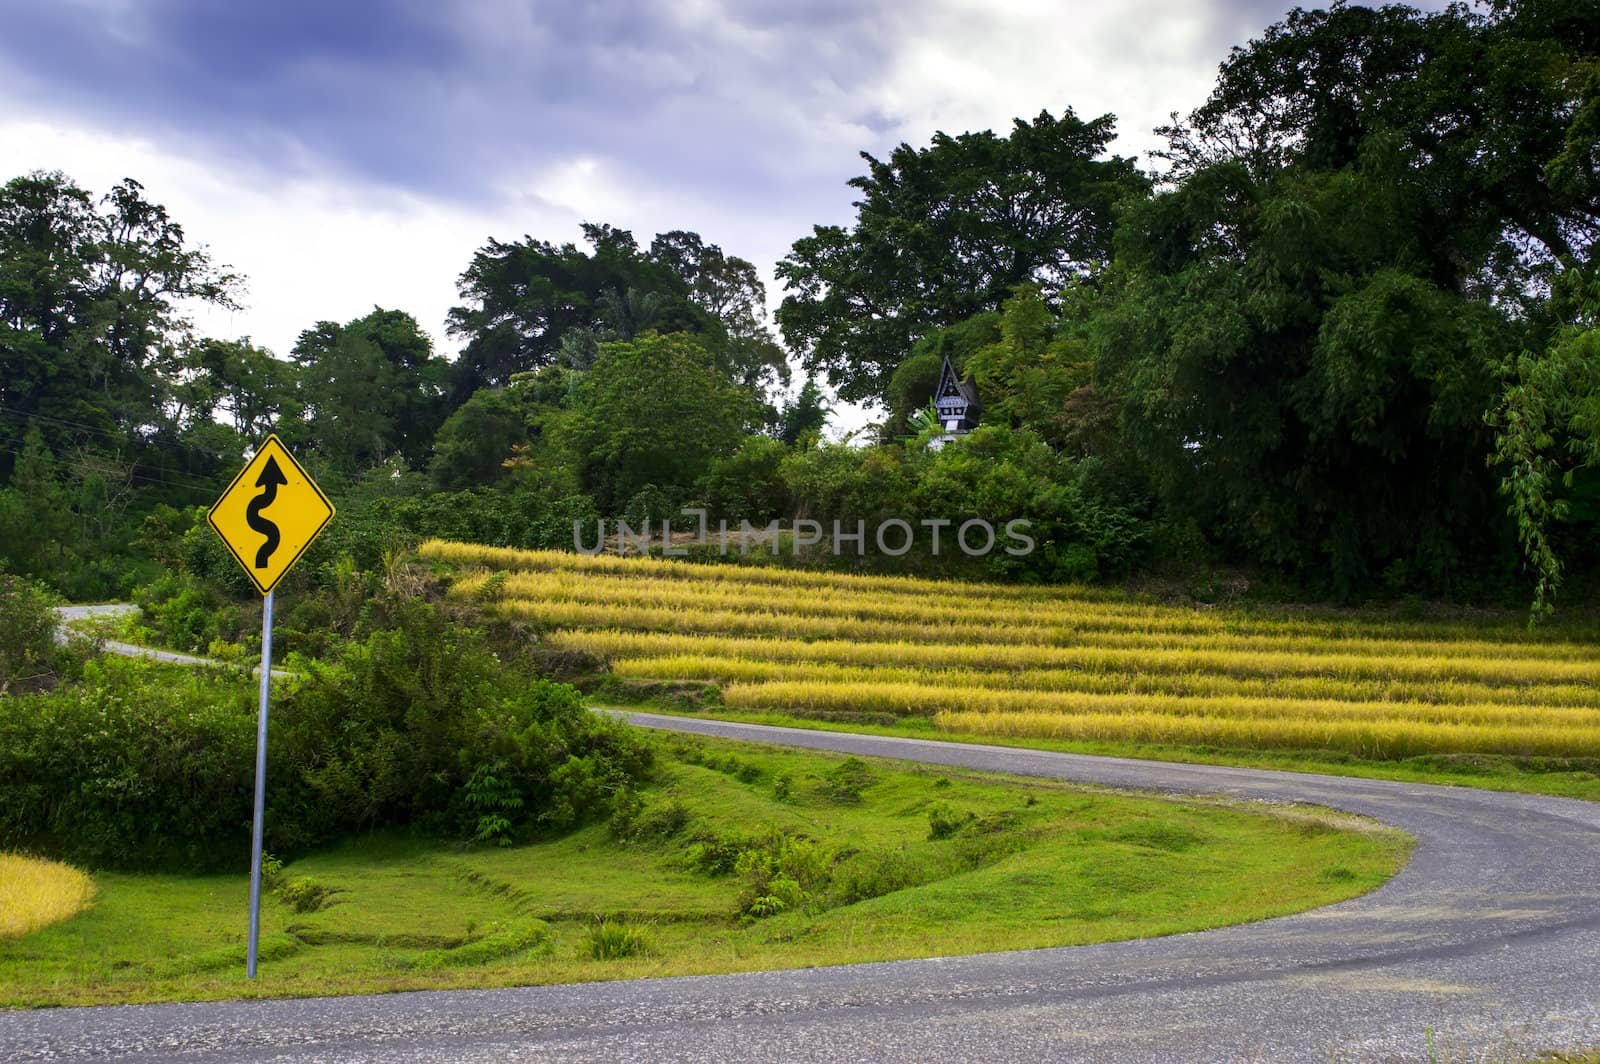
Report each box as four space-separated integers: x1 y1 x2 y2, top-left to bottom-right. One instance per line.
2 0 1597 609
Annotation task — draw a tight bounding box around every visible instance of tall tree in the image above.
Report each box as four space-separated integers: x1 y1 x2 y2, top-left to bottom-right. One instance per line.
562 333 758 513
1097 0 1600 594
1490 267 1600 615
776 109 1147 403
184 338 299 441
1155 0 1600 308
446 224 705 401
650 230 790 398
0 172 237 473
289 308 448 473
778 377 830 446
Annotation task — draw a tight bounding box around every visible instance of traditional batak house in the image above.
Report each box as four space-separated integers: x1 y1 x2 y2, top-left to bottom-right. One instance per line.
929 354 980 450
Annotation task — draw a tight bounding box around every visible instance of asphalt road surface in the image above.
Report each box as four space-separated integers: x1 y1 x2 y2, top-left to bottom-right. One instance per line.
6 689 1600 1061
54 604 292 676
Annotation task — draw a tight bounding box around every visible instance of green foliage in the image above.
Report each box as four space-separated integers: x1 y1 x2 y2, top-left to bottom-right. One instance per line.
564 333 759 512
462 760 524 847
0 424 162 600
427 387 528 491
0 574 71 695
185 338 298 440
276 877 339 913
700 435 792 523
779 440 913 528
410 921 550 970
0 599 654 871
447 223 782 407
964 286 1095 449
584 919 654 960
0 172 238 476
1096 147 1510 595
778 110 1146 402
772 424 1150 582
134 570 248 654
818 756 875 804
285 309 449 473
777 378 830 445
0 657 259 870
1489 270 1600 616
609 794 690 843
734 831 829 918
925 801 975 840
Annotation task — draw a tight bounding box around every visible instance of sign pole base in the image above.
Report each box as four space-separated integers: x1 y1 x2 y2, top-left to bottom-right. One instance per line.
246 589 274 979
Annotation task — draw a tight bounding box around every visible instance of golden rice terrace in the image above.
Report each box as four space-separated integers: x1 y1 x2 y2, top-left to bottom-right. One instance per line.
422 541 1600 762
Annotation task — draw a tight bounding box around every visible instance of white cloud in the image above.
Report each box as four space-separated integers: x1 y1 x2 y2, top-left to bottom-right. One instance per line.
867 0 1214 163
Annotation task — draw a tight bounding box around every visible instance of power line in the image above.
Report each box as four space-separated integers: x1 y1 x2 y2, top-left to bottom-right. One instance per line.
0 403 233 462
0 442 222 496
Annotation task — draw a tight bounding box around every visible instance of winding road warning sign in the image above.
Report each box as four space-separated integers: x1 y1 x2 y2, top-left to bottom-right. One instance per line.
207 435 334 596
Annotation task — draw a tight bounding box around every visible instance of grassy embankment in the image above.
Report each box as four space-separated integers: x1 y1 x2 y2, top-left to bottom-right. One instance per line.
423 541 1600 802
0 734 1405 1007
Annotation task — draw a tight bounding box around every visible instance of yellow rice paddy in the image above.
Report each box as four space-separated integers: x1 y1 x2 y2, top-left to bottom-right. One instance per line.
423 540 1600 761
0 854 94 940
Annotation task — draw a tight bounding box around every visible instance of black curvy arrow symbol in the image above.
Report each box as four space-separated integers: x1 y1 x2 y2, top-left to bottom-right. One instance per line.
246 456 287 568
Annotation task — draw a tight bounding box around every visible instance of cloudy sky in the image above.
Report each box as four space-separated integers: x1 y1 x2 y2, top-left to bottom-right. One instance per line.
2 0 1453 428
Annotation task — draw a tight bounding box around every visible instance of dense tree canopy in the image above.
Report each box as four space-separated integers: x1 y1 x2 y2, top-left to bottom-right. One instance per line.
287 308 449 473
446 223 788 407
0 171 237 471
776 109 1147 403
563 333 759 515
5 0 1600 610
1095 0 1600 596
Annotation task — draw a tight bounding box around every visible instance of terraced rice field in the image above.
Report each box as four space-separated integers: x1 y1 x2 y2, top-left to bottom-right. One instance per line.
422 541 1600 761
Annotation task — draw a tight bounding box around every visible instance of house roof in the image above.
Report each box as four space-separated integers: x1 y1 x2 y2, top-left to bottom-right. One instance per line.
935 354 981 410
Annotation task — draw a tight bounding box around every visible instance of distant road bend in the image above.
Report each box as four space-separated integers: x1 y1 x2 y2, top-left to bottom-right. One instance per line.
9 616 1599 1062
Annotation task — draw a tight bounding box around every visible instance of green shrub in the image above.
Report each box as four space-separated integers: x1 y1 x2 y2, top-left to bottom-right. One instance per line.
0 575 68 695
585 919 653 960
0 598 654 871
462 760 524 847
926 801 975 840
819 757 875 804
134 570 248 654
0 657 257 869
277 877 340 913
636 798 690 840
682 831 752 876
610 794 690 843
827 847 928 905
734 831 831 918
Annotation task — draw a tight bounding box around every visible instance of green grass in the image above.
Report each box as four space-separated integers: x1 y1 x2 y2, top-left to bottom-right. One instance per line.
0 734 1408 1007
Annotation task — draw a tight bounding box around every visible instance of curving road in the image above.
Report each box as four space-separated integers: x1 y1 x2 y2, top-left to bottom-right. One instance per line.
54 604 292 677
6 694 1600 1060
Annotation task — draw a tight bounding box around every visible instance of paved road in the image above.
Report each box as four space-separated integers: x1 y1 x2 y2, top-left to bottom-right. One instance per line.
55 604 292 677
5 705 1599 1060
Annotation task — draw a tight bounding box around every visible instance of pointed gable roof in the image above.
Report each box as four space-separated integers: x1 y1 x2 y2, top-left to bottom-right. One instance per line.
934 354 980 410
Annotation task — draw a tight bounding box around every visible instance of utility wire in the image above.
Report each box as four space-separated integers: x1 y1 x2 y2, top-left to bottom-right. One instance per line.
0 442 222 496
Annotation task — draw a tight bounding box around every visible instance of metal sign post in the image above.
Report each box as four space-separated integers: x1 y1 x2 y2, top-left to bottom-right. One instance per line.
206 435 333 980
246 589 274 979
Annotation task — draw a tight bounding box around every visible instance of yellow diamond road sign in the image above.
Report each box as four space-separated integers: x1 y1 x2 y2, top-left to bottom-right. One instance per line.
207 435 334 596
